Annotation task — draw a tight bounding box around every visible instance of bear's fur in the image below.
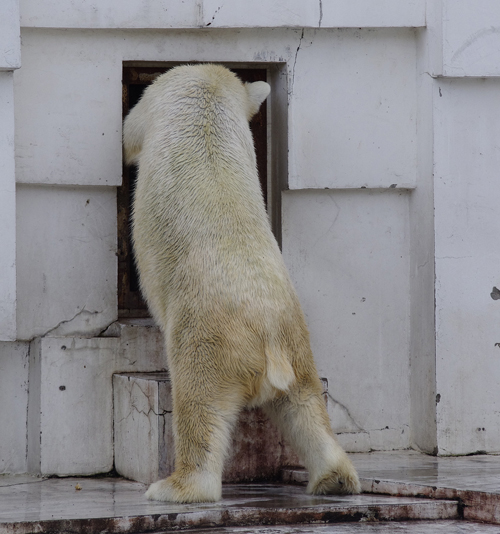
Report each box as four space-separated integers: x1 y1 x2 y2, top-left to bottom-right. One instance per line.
123 64 360 503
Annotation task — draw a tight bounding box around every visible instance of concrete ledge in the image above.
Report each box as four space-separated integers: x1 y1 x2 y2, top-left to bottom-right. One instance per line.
19 0 425 29
361 479 500 524
351 451 500 525
0 0 20 70
0 480 458 534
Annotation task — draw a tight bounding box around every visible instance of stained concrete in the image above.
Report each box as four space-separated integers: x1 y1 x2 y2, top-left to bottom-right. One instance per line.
0 481 457 533
176 523 500 533
285 451 500 524
2 451 500 533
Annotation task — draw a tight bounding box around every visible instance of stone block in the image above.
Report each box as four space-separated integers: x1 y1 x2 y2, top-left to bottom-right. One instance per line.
14 36 122 186
0 0 20 70
19 0 426 29
0 73 16 341
441 0 500 77
114 372 328 484
433 78 500 455
113 372 174 485
102 318 167 372
26 319 168 477
282 189 411 452
16 185 117 340
0 341 29 474
28 337 119 475
288 29 417 190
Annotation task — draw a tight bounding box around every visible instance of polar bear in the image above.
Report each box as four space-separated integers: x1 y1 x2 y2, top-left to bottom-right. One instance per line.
123 64 360 503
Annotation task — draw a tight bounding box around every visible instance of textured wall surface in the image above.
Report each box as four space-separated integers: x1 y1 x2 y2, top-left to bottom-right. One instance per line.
0 342 29 473
434 78 500 455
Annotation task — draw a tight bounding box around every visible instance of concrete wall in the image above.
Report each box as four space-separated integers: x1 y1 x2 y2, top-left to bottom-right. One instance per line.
434 78 500 455
18 0 425 29
1 0 500 475
282 189 411 451
0 73 17 342
0 0 20 342
16 185 117 340
0 342 29 473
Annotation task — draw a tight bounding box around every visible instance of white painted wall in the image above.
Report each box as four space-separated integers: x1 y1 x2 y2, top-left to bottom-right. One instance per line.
16 185 117 340
434 78 500 455
0 74 17 342
288 28 417 190
14 35 122 186
14 27 416 342
0 0 21 70
28 324 166 476
0 0 19 342
19 0 425 29
29 337 118 475
408 27 437 455
0 342 29 474
282 189 411 452
441 0 500 77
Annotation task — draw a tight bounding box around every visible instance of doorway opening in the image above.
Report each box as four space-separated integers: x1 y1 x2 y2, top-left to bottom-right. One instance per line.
118 63 284 318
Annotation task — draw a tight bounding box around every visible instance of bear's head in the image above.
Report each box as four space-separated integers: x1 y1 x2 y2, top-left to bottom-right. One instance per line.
123 64 270 166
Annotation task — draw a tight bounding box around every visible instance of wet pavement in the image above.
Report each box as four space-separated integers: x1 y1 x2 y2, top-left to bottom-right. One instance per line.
285 450 500 524
0 481 458 533
355 451 500 525
180 524 500 533
0 451 499 533
353 450 500 494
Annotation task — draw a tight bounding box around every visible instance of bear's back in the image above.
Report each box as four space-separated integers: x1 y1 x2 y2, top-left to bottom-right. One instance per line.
129 64 301 333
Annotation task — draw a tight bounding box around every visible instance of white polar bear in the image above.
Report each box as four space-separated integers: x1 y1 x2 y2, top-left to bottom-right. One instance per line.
123 64 360 503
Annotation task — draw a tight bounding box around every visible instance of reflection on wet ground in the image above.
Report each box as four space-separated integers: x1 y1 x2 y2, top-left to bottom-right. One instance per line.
0 451 499 533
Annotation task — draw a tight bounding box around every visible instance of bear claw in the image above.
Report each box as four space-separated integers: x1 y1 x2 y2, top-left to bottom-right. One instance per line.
145 473 221 503
308 467 361 495
145 479 176 502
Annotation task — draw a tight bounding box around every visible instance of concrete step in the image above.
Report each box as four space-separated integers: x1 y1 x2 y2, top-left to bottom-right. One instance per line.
351 451 500 525
169 522 500 533
285 451 500 525
113 372 326 485
0 479 459 534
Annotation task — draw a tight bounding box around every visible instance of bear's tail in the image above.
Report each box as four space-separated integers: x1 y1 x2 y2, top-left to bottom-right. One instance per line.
265 343 295 392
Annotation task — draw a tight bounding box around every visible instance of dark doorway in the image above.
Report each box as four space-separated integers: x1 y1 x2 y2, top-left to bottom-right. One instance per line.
118 65 269 317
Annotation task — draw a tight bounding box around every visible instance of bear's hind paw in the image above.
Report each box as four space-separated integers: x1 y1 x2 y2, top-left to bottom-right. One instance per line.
145 479 177 502
145 473 221 503
308 466 361 496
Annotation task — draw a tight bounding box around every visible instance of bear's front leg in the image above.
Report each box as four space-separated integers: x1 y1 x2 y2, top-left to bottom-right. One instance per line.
145 371 244 503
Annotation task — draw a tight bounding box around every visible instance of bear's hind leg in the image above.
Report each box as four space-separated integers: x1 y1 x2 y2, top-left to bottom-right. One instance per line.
262 378 361 495
145 379 244 503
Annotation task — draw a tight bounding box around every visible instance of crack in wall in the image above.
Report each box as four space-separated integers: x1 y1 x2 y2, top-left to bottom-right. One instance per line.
44 308 102 338
24 343 31 471
115 406 169 426
206 4 223 26
318 0 323 28
289 28 305 98
119 380 171 425
328 393 364 433
311 195 340 250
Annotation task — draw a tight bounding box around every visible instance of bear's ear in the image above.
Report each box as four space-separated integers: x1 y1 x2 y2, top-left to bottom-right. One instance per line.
245 81 271 120
123 102 147 165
